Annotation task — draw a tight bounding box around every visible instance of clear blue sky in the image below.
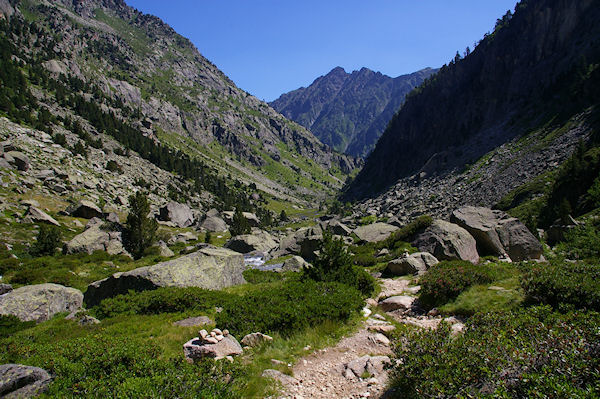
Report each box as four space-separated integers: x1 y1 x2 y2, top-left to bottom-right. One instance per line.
125 1 517 102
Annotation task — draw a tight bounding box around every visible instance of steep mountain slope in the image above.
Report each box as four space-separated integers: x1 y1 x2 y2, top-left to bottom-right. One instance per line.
0 0 356 205
344 0 600 202
271 67 436 157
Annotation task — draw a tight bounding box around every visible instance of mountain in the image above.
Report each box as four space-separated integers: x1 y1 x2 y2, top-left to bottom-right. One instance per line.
0 0 357 208
344 0 600 209
270 66 436 157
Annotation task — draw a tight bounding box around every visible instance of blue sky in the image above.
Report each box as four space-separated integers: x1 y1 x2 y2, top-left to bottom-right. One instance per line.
125 1 517 102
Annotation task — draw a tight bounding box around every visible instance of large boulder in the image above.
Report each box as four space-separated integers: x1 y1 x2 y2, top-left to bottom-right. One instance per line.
63 225 126 256
281 255 309 272
224 230 277 254
385 252 439 276
0 364 52 398
353 223 398 243
4 151 30 171
84 247 246 306
0 283 83 323
413 220 479 264
451 206 542 261
66 200 103 219
241 332 273 347
22 206 60 226
200 216 228 232
272 225 323 258
326 220 353 236
159 202 195 228
378 295 416 312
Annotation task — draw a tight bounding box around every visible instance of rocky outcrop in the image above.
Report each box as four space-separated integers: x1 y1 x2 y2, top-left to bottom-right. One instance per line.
450 206 542 261
384 252 438 276
326 220 353 236
413 220 479 264
0 364 52 398
84 247 245 306
158 202 195 228
224 230 277 254
3 151 30 171
183 328 242 361
22 206 60 226
200 216 228 232
353 223 397 243
0 283 83 323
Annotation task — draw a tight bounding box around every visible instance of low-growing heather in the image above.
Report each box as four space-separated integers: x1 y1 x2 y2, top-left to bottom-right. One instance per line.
1 332 243 398
419 261 516 309
389 306 600 398
93 287 226 318
216 280 363 337
522 260 600 310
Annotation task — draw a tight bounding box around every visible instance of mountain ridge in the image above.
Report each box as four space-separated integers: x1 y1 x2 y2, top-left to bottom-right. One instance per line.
270 66 436 157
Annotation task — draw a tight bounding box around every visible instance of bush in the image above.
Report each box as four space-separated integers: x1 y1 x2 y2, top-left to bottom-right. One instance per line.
242 269 287 284
216 280 363 337
304 232 375 296
522 260 600 311
124 192 158 259
388 306 600 398
93 287 226 319
555 221 600 260
105 160 122 173
384 215 432 247
1 333 242 398
30 224 62 257
230 209 250 236
419 261 497 309
0 315 35 338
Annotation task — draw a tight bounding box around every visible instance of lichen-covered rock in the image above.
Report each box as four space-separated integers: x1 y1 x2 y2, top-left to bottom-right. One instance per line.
241 332 273 347
225 230 277 254
0 364 52 398
63 225 126 256
281 255 309 272
0 283 83 322
413 220 479 264
200 216 228 232
158 201 195 228
84 247 245 306
353 223 397 243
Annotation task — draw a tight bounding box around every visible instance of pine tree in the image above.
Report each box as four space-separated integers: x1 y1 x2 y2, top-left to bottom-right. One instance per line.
230 209 250 236
124 192 158 259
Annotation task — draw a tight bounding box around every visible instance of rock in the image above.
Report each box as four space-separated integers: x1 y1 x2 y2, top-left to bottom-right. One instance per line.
168 231 198 244
327 220 352 236
384 252 438 276
377 248 390 257
281 255 309 272
85 217 103 230
353 223 397 243
173 316 212 327
159 202 195 228
496 218 543 261
206 208 220 218
65 311 100 326
344 355 390 379
370 333 390 346
63 225 126 256
84 247 246 306
20 199 40 208
0 283 83 322
413 220 479 264
157 241 174 257
183 335 243 361
0 364 52 398
241 332 273 347
450 206 542 260
262 369 298 385
0 283 13 295
4 151 30 171
106 212 120 224
67 200 103 219
200 216 228 232
225 230 277 254
22 206 60 226
378 295 416 312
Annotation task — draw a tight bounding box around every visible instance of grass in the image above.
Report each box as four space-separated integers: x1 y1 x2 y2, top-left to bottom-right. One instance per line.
439 277 524 316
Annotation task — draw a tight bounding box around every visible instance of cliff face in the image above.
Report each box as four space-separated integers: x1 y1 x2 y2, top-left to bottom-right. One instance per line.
3 0 357 203
271 67 436 157
344 0 600 200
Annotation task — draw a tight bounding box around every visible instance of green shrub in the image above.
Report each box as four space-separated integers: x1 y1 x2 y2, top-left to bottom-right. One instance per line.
419 261 501 309
388 306 600 398
29 224 62 257
216 280 363 337
0 315 35 338
384 215 432 246
93 287 226 318
242 269 286 284
105 160 122 173
522 260 600 311
555 221 600 260
1 333 242 398
230 209 250 236
304 232 375 296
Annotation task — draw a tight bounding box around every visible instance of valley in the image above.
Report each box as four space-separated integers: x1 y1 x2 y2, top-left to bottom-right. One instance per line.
0 0 599 398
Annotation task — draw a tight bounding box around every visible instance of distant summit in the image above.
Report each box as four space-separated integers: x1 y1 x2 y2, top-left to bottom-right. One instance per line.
270 66 436 157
